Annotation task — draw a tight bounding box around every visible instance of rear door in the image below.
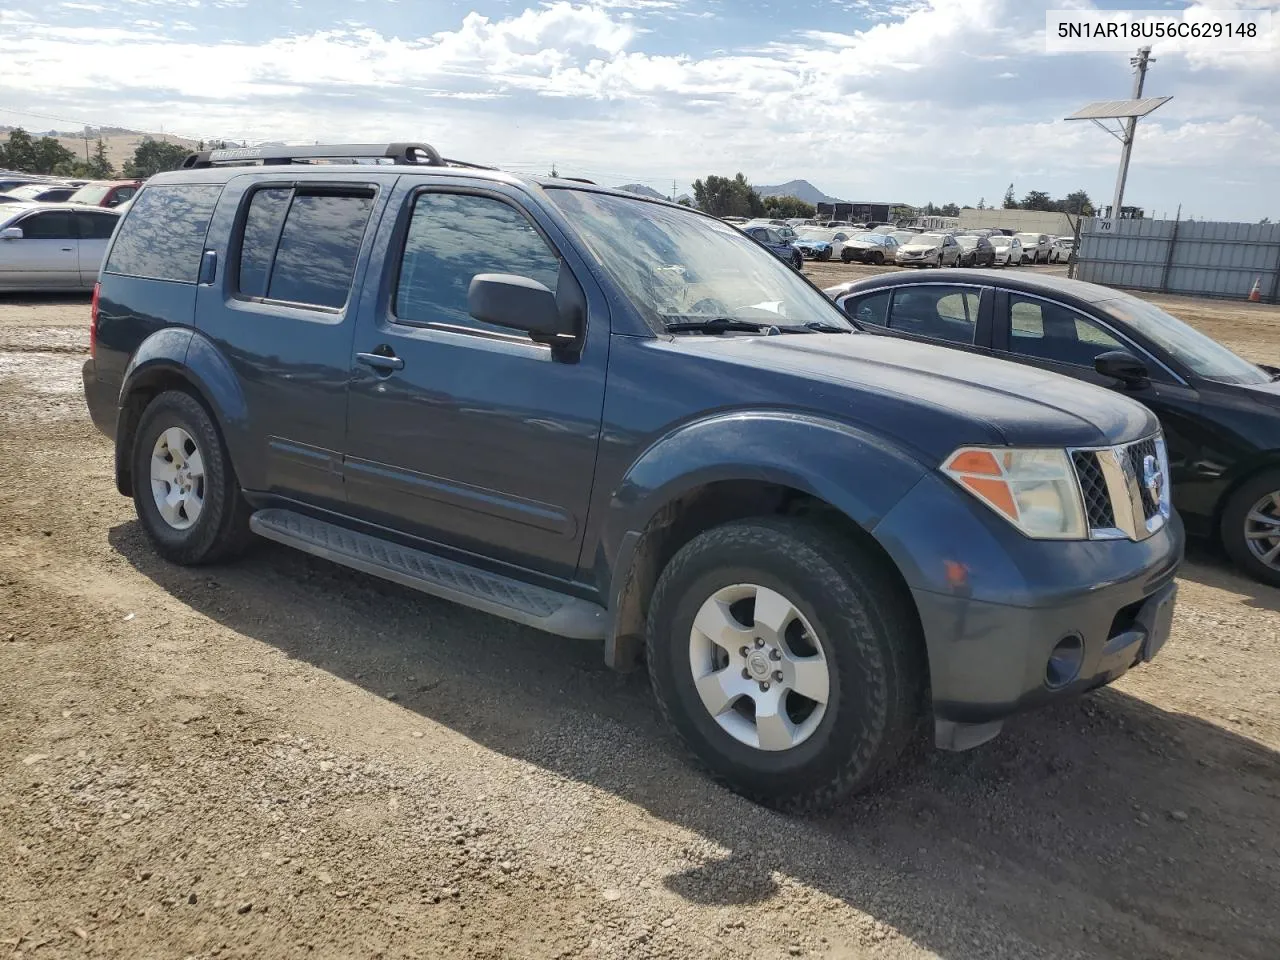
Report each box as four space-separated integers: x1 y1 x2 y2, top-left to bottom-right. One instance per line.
73 210 119 286
193 172 398 511
0 210 79 289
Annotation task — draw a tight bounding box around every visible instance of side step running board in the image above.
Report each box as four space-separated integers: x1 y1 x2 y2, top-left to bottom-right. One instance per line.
249 508 607 640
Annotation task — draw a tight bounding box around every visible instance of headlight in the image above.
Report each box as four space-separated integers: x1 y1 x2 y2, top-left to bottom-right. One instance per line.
942 447 1086 539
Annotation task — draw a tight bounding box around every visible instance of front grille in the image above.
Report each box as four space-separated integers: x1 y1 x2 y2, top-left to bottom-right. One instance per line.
1125 437 1160 519
1069 434 1168 540
1071 451 1115 529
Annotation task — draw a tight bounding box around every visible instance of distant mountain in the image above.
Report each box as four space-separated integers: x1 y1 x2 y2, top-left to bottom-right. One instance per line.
756 179 843 205
616 183 666 200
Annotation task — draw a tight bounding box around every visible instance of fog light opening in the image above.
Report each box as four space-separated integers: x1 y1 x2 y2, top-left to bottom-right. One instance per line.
1045 635 1084 690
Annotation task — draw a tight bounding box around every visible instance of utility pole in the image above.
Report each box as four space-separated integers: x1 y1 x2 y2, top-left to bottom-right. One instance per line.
1110 46 1152 220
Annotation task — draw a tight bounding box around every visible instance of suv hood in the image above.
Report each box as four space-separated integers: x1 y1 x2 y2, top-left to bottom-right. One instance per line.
672 332 1157 457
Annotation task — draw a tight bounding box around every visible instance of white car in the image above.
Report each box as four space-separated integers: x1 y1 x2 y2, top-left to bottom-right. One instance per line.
0 202 121 292
1049 236 1076 263
987 235 1024 267
894 232 961 268
1014 232 1051 264
794 226 852 261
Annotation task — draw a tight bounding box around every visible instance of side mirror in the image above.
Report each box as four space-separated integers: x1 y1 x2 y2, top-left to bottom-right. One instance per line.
1095 350 1149 387
0 227 22 240
468 273 576 347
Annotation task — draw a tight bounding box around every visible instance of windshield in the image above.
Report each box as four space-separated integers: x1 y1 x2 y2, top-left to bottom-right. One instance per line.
990 236 1012 246
5 185 46 200
850 233 882 244
69 183 112 205
956 236 979 248
1015 234 1040 244
1101 297 1269 385
909 234 946 246
548 190 855 332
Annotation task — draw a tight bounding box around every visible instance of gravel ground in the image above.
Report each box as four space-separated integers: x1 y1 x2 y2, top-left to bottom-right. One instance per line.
2 288 1280 960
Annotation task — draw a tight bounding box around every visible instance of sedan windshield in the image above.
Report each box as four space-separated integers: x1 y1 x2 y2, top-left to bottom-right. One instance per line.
4 185 48 200
907 234 946 247
1101 297 1269 385
548 190 855 331
956 236 979 248
849 233 884 244
989 236 1012 246
69 183 112 205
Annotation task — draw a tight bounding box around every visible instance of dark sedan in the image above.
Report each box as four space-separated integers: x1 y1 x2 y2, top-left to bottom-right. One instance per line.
744 224 803 270
956 234 997 268
840 232 899 265
825 269 1280 584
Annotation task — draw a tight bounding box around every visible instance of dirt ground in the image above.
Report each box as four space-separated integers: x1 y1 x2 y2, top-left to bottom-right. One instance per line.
2 280 1280 960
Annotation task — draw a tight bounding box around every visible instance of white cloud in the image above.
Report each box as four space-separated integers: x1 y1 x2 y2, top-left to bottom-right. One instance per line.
0 0 1276 218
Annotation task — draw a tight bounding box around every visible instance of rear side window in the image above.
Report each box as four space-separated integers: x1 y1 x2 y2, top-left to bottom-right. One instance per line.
235 187 374 310
394 192 560 334
105 184 222 282
75 212 118 240
888 286 980 345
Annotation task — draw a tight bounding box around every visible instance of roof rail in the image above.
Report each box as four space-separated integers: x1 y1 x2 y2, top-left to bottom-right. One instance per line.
181 142 448 169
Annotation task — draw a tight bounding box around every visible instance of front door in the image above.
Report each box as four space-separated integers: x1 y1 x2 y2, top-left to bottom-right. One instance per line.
992 290 1203 487
0 209 79 289
193 172 398 511
343 181 608 581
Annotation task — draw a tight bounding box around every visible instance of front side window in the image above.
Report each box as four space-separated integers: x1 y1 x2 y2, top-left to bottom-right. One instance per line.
235 187 374 309
888 286 980 344
105 184 222 282
1007 295 1125 367
18 211 75 240
847 290 890 327
395 192 561 334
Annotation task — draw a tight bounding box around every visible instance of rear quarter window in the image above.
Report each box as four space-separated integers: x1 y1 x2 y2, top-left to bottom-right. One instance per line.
104 184 222 283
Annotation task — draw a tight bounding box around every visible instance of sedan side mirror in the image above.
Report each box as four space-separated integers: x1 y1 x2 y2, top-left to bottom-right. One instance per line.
1095 350 1149 387
468 273 577 348
0 227 22 240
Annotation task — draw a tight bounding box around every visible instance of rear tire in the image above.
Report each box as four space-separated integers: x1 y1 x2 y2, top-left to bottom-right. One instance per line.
1220 469 1280 586
841 249 854 264
646 518 925 812
132 390 252 566
871 251 884 265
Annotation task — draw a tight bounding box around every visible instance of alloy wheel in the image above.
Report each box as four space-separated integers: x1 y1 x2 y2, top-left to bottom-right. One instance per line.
1244 491 1280 570
150 426 205 530
687 583 830 751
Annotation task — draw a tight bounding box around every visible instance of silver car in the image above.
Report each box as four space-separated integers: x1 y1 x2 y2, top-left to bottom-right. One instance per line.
0 203 121 292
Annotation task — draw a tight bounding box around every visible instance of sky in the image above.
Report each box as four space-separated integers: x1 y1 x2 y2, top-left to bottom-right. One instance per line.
0 0 1277 221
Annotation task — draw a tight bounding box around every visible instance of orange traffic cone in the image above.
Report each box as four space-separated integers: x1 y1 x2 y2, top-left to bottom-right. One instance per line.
1249 277 1262 303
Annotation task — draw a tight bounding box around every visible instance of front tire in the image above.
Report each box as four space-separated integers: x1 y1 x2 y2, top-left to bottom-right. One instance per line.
132 390 252 566
1221 470 1280 586
646 518 924 812
791 251 803 271
871 251 884 265
818 248 832 262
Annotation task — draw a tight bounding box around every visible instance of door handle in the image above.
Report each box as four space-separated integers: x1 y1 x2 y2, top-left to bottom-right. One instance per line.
61 247 74 252
356 351 404 372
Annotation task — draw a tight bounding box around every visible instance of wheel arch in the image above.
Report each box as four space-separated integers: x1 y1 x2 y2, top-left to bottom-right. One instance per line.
597 413 930 672
1211 452 1280 538
115 329 248 497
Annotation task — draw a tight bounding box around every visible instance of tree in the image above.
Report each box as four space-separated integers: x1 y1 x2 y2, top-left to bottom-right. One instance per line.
123 137 190 178
1002 183 1017 209
761 195 815 219
691 173 764 218
87 138 114 179
940 203 960 217
0 127 77 174
549 162 559 178
1058 189 1093 216
976 197 987 210
1020 190 1055 211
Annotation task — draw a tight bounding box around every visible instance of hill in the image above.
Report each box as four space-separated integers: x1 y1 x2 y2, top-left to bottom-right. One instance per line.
0 126 203 172
616 183 666 200
755 179 843 205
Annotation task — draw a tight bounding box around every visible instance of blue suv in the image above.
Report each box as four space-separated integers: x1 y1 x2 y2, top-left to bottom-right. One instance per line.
82 143 1182 811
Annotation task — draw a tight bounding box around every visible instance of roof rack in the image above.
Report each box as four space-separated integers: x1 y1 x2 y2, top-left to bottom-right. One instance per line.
180 142 483 170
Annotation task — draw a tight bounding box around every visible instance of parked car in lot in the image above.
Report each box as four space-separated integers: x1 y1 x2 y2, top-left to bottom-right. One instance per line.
0 202 121 291
794 227 853 262
824 267 1280 584
1050 236 1076 263
895 232 961 268
840 232 899 265
988 235 1023 267
1015 233 1051 264
82 143 1182 811
67 179 143 209
956 234 997 268
745 224 804 269
3 183 79 203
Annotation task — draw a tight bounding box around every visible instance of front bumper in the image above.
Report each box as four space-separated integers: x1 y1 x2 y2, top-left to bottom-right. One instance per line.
872 471 1185 750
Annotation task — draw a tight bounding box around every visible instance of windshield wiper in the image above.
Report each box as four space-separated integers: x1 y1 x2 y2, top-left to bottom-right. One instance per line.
802 321 853 333
664 317 783 335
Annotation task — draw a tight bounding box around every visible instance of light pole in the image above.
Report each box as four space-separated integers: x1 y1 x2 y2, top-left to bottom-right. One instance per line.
1111 46 1152 220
